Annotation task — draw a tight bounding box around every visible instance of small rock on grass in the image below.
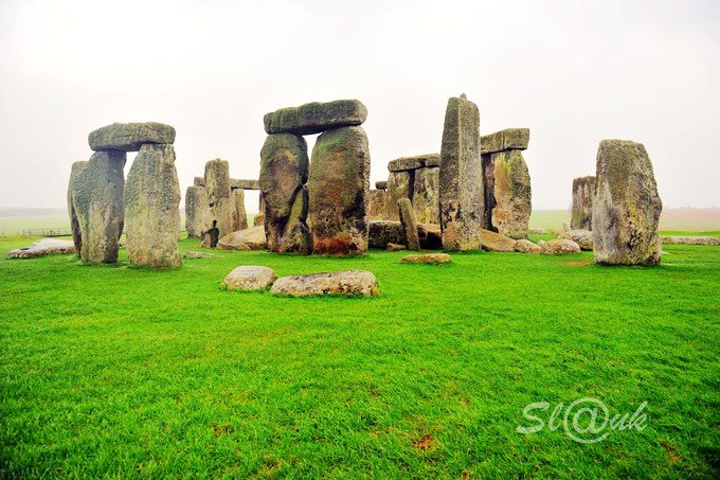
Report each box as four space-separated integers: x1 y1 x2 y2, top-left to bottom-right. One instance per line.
223 266 276 292
540 239 581 255
398 253 452 264
387 243 407 251
184 251 216 259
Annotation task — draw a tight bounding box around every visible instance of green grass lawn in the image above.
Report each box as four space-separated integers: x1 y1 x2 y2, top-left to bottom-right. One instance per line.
1 236 719 478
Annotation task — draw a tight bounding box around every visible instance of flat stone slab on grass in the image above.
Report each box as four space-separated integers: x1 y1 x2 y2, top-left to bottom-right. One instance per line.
270 270 379 297
223 266 276 292
514 239 541 254
540 239 581 255
480 228 516 252
217 226 267 251
264 99 367 135
662 236 719 246
89 122 176 152
399 253 452 264
8 239 75 259
184 251 216 259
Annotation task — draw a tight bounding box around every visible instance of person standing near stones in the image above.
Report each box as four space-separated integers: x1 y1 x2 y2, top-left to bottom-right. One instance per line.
203 220 220 248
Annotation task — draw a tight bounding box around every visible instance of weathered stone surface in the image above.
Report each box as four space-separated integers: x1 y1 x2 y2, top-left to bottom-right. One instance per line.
593 140 662 265
417 223 443 250
217 226 267 251
571 176 595 230
89 122 175 152
264 99 367 135
412 166 440 224
662 236 720 246
202 159 235 242
368 189 387 220
480 228 517 252
490 150 531 239
184 250 215 259
185 186 208 238
8 239 75 259
398 198 420 250
387 243 406 251
124 144 181 268
439 94 484 251
259 133 310 254
514 239 541 254
387 154 440 172
368 220 405 249
384 170 412 220
71 151 126 263
231 179 260 190
541 239 581 255
559 229 593 250
253 213 265 227
308 126 370 255
480 128 530 154
67 160 87 256
232 188 248 232
223 265 276 292
375 181 388 190
399 253 452 264
193 176 205 187
270 270 379 297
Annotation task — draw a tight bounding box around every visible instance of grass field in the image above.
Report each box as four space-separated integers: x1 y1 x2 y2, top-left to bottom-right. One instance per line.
1 234 718 478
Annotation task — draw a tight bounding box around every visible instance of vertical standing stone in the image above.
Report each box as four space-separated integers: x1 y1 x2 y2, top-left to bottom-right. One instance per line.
438 94 483 251
412 166 440 224
593 140 662 265
259 133 310 253
232 188 248 231
67 161 88 257
398 198 421 251
571 176 596 230
368 189 387 220
384 170 412 220
204 159 234 240
308 126 370 255
71 151 126 263
185 185 208 238
490 150 531 239
124 144 181 268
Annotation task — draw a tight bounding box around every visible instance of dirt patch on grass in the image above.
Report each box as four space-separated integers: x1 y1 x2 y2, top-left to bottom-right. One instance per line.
413 433 436 451
566 259 591 267
661 441 683 464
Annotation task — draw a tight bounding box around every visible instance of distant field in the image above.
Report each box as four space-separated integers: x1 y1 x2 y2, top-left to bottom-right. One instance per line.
1 208 718 236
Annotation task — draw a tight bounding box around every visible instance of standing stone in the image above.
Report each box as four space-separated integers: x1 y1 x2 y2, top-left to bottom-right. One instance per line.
308 126 370 255
438 94 483 251
71 151 126 263
232 188 248 231
571 176 596 230
368 189 387 220
593 140 662 265
124 144 181 268
490 150 531 239
412 166 440 224
203 159 234 240
480 153 495 230
259 133 310 254
67 161 88 257
398 198 421 251
384 170 412 220
185 185 207 238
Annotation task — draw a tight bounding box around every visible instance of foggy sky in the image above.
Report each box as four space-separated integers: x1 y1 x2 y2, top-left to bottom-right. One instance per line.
0 0 718 211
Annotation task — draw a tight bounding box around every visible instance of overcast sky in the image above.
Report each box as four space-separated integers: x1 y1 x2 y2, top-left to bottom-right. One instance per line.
0 0 718 211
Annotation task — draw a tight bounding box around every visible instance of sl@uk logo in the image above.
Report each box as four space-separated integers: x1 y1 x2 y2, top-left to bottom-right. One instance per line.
516 397 648 444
